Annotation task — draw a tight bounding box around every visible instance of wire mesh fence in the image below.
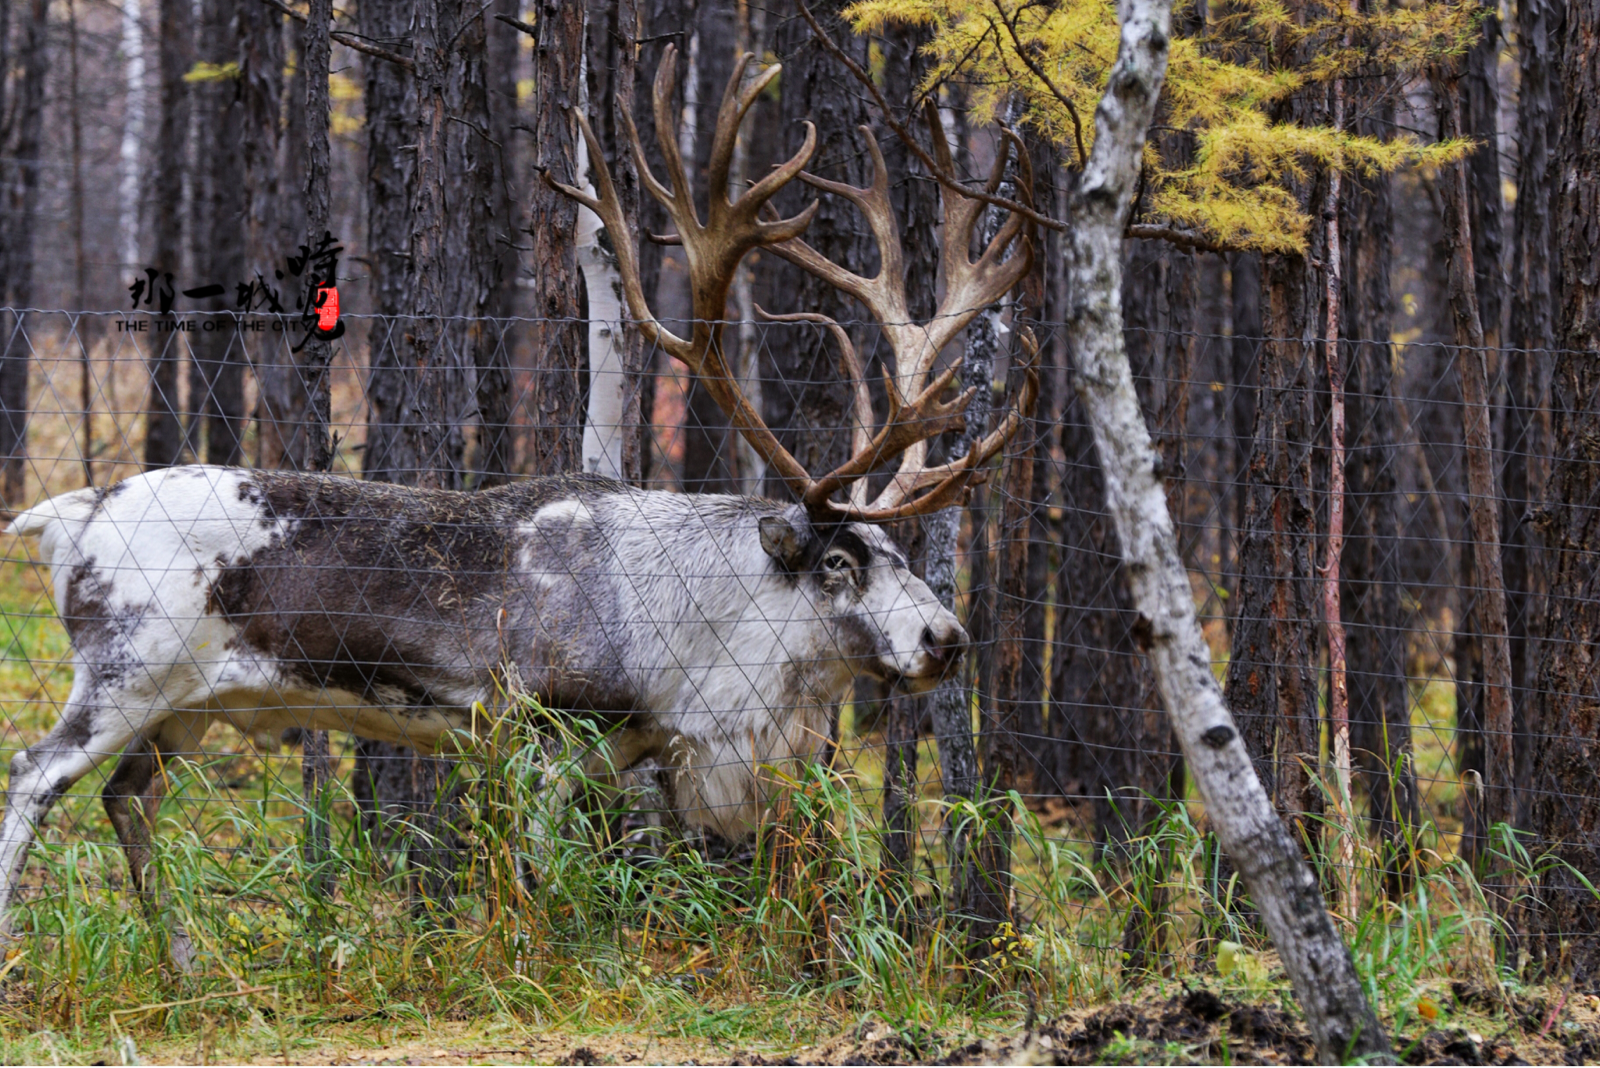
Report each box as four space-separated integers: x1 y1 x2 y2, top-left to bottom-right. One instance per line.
0 306 1585 981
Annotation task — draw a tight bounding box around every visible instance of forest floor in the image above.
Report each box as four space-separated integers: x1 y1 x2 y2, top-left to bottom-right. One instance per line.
4 976 1597 1065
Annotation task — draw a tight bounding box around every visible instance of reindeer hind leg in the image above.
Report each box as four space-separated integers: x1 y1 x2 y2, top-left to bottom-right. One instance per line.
0 683 160 938
101 711 212 972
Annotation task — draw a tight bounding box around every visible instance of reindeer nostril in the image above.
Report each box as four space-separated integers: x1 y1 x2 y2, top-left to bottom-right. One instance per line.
921 626 938 651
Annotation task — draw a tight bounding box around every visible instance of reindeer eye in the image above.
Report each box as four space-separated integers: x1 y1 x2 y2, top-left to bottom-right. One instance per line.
823 551 855 573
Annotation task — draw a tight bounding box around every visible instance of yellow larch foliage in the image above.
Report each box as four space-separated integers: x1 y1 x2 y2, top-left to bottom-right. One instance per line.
846 0 1477 252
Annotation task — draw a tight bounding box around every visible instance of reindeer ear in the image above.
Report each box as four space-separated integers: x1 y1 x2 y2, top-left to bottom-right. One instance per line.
759 515 806 569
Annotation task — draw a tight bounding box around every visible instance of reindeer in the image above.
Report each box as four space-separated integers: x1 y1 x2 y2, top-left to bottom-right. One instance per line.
0 48 1033 953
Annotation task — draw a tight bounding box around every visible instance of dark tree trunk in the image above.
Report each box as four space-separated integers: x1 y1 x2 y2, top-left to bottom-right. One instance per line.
364 0 493 915
1052 385 1168 846
296 0 337 901
360 0 417 484
146 0 191 470
0 0 45 504
1016 137 1060 805
1505 0 1562 821
240 0 284 278
191 0 245 466
458 6 512 486
1527 0 1600 981
761 0 870 498
351 5 421 839
1341 157 1415 870
524 0 587 477
633 0 697 480
256 14 319 471
875 20 939 888
1226 248 1324 832
1462 0 1506 349
1225 252 1262 598
679 1 740 494
1437 78 1517 839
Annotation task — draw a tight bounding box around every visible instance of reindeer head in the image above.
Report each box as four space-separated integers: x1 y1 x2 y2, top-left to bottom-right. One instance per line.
755 507 966 694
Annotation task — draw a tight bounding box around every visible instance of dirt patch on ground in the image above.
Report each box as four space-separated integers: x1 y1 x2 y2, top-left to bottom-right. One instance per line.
747 987 1600 1066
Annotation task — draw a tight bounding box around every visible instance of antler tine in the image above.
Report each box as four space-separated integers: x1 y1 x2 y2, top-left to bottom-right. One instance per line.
649 45 698 223
801 358 977 514
544 111 690 361
921 114 1034 360
756 306 874 507
819 330 1041 522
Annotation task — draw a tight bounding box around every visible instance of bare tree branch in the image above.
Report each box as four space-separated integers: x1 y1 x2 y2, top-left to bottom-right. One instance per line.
797 0 1067 234
990 0 1085 166
256 0 414 70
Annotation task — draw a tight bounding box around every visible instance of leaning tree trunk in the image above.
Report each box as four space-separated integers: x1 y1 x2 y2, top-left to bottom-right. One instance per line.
1527 0 1600 981
1061 0 1392 1056
0 0 46 505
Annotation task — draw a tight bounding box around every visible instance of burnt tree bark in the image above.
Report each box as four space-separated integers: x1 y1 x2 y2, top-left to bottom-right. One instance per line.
1527 0 1600 982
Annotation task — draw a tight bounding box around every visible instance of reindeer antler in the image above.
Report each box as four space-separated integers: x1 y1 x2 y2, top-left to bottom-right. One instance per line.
767 106 1037 521
546 46 817 498
549 52 1037 524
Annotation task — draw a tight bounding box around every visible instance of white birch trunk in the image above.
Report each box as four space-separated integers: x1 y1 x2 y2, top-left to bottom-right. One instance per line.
119 0 146 269
578 48 629 481
577 197 629 477
1064 0 1390 1059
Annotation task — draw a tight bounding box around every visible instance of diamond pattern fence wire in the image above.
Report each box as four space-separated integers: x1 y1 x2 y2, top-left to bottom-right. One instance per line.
0 307 1584 978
